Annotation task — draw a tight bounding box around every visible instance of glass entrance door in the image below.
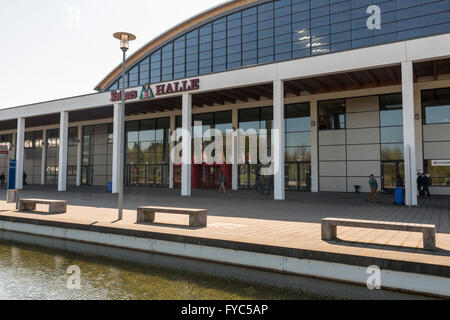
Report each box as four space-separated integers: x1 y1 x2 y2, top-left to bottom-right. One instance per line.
285 162 311 192
381 161 405 192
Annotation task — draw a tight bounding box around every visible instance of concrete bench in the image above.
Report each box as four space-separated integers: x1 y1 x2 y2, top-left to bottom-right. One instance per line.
137 206 207 228
322 218 436 252
18 199 67 214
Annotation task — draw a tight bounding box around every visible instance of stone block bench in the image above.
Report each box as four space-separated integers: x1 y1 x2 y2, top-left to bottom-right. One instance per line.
137 206 207 228
18 199 67 214
322 218 436 252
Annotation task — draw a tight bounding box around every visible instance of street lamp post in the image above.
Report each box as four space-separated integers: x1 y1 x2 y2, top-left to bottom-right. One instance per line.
113 32 136 220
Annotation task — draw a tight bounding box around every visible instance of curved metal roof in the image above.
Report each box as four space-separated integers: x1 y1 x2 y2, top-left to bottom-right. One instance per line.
95 0 258 92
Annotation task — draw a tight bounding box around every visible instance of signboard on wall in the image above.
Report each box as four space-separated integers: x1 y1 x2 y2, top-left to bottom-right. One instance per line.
432 160 450 167
0 146 8 159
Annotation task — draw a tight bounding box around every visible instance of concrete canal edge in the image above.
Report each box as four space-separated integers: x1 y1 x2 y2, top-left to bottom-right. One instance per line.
0 215 449 298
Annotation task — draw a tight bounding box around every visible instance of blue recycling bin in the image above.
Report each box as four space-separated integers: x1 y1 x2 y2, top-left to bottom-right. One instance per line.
107 182 112 193
394 187 404 205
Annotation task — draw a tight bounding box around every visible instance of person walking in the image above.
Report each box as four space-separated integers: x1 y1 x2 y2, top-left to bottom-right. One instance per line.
255 170 262 194
417 172 424 197
0 172 5 186
219 171 227 194
266 175 274 196
23 172 27 186
365 174 382 203
422 173 431 198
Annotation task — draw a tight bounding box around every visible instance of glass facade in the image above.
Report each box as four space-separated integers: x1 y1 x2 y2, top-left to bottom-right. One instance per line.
422 87 450 124
125 118 170 187
318 99 346 130
46 129 60 185
380 93 404 161
106 0 450 91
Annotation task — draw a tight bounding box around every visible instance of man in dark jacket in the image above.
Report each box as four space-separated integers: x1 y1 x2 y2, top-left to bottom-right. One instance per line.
422 173 431 198
417 172 424 196
0 173 5 186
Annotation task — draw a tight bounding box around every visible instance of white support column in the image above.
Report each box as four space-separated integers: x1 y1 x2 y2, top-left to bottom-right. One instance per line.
76 125 82 187
402 61 418 207
169 115 176 189
58 111 69 192
182 93 192 197
41 129 47 186
273 80 285 200
112 103 123 194
15 118 25 190
310 99 319 193
232 106 239 191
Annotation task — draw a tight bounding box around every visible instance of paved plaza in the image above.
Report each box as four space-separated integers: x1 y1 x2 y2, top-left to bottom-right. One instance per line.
0 186 449 269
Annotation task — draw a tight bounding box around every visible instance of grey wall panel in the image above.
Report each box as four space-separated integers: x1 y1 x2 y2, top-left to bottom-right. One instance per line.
94 155 108 166
424 141 450 159
93 175 107 186
93 144 107 156
347 96 379 113
67 157 77 167
347 144 381 161
347 128 380 145
423 124 450 142
347 111 380 129
94 134 108 145
319 145 346 161
319 130 346 146
93 165 106 176
319 161 346 177
320 177 347 192
347 161 381 177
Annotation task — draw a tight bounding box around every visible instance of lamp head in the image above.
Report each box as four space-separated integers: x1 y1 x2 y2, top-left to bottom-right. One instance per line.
113 32 136 51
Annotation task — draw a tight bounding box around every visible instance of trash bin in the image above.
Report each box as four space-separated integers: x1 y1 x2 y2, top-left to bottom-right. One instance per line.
107 182 112 193
6 189 19 204
394 187 404 205
354 185 361 194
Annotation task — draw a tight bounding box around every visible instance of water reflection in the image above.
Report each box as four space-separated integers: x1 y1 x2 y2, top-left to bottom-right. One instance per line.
0 231 428 300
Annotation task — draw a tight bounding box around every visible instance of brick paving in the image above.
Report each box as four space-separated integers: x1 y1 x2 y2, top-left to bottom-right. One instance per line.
0 185 449 268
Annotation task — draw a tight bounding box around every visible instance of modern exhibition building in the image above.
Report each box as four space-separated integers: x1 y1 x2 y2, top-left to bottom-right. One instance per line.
2 0 450 206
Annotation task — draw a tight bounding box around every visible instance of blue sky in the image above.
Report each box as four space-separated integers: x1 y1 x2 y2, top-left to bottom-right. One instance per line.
0 0 224 109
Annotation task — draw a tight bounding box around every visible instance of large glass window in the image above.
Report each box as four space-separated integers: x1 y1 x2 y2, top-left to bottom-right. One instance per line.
422 88 450 125
318 99 345 130
106 0 450 91
46 129 60 185
424 160 450 187
285 102 311 162
380 93 404 161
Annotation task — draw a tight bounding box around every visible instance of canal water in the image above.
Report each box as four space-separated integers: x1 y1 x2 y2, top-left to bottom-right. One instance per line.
0 231 428 300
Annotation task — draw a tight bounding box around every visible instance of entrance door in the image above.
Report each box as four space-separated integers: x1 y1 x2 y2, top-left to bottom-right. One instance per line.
285 162 311 192
381 161 405 192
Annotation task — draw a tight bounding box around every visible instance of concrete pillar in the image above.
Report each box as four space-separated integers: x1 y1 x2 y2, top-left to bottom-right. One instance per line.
310 99 319 193
232 106 239 190
273 80 285 200
402 61 418 207
182 93 192 197
76 125 82 186
112 103 123 194
58 111 69 192
41 129 47 186
15 118 25 190
169 115 176 189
